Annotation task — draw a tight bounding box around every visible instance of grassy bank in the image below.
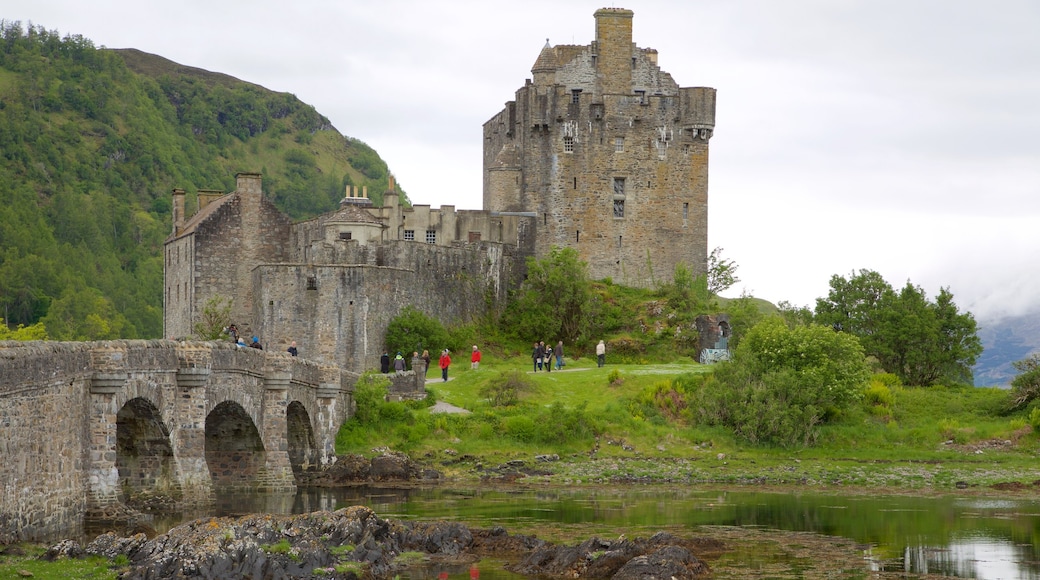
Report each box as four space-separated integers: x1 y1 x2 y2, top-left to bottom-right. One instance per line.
337 354 1040 493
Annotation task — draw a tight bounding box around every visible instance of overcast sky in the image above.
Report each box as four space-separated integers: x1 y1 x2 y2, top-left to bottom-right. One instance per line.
10 0 1040 323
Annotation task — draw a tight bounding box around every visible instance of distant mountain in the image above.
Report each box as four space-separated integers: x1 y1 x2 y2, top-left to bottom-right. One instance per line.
973 311 1040 387
0 22 401 340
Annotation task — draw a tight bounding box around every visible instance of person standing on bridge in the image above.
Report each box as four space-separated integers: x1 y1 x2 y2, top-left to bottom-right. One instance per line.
287 341 298 357
439 349 451 382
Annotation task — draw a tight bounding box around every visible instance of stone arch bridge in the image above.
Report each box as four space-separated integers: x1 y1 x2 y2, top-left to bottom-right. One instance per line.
0 340 356 543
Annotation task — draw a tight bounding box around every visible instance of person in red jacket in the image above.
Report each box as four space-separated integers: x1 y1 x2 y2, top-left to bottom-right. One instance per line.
439 349 451 382
471 345 481 370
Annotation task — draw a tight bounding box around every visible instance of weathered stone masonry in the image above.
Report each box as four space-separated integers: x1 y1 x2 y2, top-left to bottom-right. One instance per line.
0 340 354 543
484 8 716 288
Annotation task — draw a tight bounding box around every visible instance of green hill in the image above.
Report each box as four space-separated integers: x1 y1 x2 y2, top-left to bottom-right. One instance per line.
0 22 403 339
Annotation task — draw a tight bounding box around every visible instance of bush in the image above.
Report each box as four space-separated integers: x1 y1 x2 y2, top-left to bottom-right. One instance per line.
503 415 537 443
1029 407 1040 432
693 318 871 447
385 306 451 357
479 370 534 407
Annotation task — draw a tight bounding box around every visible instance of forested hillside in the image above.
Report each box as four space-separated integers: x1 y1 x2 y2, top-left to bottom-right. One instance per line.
0 22 402 340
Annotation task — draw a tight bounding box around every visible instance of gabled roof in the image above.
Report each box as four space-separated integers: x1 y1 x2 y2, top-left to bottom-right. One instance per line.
166 192 235 242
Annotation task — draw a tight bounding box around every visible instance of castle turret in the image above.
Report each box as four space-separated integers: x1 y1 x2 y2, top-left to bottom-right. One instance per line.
531 39 557 86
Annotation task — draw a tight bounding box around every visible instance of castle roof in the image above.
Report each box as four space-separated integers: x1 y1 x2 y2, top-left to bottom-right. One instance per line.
490 142 520 169
531 39 558 73
166 191 234 242
324 203 382 226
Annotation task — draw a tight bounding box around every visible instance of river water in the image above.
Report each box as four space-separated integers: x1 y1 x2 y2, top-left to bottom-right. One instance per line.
130 484 1040 579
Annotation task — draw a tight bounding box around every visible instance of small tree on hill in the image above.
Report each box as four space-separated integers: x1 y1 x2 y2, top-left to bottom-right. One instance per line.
1007 353 1040 411
707 247 740 296
502 246 596 345
814 270 981 386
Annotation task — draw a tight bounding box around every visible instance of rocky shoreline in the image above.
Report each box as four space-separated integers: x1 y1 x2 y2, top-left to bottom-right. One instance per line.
45 506 721 579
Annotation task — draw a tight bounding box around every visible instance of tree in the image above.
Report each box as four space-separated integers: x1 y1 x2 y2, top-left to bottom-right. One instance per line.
776 300 814 328
815 270 981 386
0 317 47 340
193 295 232 340
707 247 740 296
695 317 870 446
1007 353 1040 411
385 306 450 360
502 246 596 345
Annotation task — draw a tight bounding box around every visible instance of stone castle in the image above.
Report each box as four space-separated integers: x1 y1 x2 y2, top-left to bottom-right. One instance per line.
484 7 715 285
164 8 715 372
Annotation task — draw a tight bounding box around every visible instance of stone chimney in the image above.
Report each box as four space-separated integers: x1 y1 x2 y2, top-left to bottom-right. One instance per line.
172 188 186 235
236 172 263 196
593 7 635 95
197 189 224 211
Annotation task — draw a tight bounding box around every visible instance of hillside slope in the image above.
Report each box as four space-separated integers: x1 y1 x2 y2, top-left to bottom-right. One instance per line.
0 22 401 339
974 311 1040 387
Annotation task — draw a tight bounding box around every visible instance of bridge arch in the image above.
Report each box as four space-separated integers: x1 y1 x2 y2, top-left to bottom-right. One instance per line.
116 397 177 504
287 401 318 473
205 400 267 490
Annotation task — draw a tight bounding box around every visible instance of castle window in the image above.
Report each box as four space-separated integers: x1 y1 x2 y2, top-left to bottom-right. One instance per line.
571 89 582 104
683 202 689 220
613 199 625 218
573 177 577 189
613 177 625 197
576 230 580 243
563 136 574 153
404 229 415 241
468 231 481 242
339 231 352 240
635 90 646 105
307 277 317 290
615 137 624 152
426 230 436 244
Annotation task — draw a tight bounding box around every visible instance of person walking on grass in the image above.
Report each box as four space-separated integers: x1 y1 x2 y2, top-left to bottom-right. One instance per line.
532 341 542 372
471 345 481 370
555 340 564 370
439 349 452 382
596 340 606 367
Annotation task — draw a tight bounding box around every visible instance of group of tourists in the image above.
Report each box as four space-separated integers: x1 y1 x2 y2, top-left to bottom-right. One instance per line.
223 324 303 357
381 347 458 383
531 340 565 372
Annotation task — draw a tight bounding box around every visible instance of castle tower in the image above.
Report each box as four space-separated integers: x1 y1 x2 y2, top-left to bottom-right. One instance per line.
482 7 716 288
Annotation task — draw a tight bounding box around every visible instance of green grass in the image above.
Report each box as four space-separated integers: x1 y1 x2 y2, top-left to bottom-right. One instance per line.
337 353 1040 490
0 545 121 579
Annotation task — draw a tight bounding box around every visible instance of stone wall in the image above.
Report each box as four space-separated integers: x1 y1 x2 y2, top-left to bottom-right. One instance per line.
0 341 93 543
252 238 528 371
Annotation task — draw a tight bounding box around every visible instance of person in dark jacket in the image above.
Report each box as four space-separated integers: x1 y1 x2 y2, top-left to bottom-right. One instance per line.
249 336 263 350
287 341 298 357
380 351 390 373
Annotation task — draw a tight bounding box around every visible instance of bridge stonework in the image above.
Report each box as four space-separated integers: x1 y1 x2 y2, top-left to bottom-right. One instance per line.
0 340 355 543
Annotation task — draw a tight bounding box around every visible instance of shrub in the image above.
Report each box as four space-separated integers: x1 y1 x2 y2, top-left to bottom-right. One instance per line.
480 370 534 407
693 318 871 447
503 415 537 442
607 369 623 387
1029 407 1040 432
385 306 451 358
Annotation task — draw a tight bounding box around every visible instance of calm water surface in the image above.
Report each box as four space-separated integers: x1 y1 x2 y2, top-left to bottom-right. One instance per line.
150 485 1040 579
